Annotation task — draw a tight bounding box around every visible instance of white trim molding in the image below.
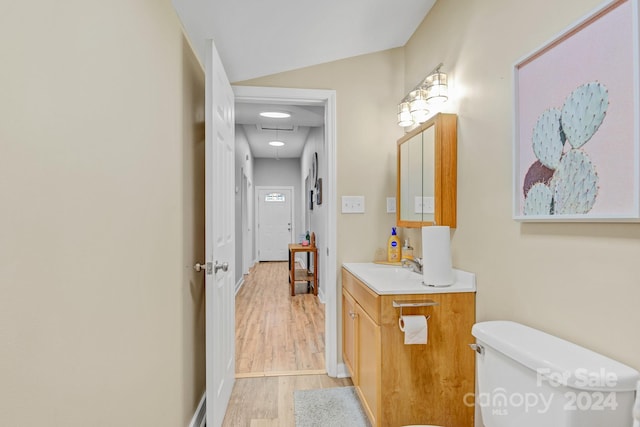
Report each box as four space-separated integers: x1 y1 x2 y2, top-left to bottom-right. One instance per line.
233 86 338 377
188 392 206 427
335 363 350 379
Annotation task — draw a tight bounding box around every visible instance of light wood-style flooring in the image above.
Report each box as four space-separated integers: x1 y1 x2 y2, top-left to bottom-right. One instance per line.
224 261 349 426
235 261 325 376
221 374 352 426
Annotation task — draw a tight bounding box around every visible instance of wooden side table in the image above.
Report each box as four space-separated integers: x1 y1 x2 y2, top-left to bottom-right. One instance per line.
288 242 318 296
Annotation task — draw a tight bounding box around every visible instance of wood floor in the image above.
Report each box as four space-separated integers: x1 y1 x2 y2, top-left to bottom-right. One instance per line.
224 261 349 426
235 261 325 376
221 374 352 426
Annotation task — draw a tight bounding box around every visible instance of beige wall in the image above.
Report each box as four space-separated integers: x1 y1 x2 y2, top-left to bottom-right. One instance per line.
0 0 206 425
242 0 640 371
405 0 640 370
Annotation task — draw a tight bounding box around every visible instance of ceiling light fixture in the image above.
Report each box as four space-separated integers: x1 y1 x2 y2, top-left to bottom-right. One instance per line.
268 127 285 148
260 111 291 119
397 63 449 127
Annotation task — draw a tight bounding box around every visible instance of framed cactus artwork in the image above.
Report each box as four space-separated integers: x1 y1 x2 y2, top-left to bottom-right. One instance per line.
513 0 640 221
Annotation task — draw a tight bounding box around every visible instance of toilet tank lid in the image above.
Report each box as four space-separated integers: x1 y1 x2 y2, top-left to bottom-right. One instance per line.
472 321 639 392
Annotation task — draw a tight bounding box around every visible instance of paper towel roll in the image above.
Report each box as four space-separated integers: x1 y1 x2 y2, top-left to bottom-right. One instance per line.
398 315 428 345
422 226 454 287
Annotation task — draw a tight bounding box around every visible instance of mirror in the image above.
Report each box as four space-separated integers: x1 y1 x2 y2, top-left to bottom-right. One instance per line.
396 113 457 228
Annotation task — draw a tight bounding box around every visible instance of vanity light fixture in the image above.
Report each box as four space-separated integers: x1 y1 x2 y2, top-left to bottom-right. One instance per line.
409 88 430 124
397 63 449 127
397 102 413 127
425 68 448 105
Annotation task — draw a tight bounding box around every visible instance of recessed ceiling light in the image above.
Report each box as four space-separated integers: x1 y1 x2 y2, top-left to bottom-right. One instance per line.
269 141 285 147
260 111 291 119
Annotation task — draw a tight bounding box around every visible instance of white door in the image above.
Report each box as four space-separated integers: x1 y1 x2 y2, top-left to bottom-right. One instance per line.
205 40 235 427
257 187 293 261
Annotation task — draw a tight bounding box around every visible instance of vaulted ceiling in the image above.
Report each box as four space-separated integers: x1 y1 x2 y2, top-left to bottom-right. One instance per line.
171 0 436 158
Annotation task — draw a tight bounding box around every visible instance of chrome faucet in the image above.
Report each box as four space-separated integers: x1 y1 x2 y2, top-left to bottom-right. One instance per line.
401 257 423 274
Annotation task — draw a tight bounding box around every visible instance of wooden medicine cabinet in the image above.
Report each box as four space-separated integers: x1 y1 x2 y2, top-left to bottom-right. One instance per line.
397 113 457 228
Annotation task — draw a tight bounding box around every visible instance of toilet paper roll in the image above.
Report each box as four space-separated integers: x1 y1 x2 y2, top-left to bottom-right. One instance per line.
398 315 428 345
422 226 454 287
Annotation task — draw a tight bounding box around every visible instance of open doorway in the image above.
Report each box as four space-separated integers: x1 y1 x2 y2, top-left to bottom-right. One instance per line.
232 86 338 378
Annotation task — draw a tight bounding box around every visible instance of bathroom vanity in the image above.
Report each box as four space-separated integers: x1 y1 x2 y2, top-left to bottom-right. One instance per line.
342 263 476 427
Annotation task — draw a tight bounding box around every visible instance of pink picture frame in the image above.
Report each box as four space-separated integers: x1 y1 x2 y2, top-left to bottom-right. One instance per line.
513 0 640 221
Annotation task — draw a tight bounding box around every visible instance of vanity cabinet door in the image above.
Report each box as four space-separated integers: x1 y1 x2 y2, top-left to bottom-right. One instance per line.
342 290 357 383
356 303 380 426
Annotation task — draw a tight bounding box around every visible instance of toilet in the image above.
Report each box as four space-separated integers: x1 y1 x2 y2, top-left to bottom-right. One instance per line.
404 320 639 427
472 320 639 426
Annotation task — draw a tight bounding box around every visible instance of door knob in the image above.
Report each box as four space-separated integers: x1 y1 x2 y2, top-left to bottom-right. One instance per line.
214 261 229 273
193 262 206 272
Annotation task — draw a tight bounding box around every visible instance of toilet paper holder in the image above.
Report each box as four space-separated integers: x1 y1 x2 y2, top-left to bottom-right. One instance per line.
393 299 438 319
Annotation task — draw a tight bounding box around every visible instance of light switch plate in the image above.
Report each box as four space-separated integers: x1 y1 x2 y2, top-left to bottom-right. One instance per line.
342 196 365 213
386 197 396 213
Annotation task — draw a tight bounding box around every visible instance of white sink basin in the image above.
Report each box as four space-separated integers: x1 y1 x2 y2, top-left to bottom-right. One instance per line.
342 262 476 295
365 266 422 281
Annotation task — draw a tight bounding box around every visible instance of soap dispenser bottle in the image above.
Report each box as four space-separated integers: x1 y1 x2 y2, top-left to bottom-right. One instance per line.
387 227 401 262
402 239 414 260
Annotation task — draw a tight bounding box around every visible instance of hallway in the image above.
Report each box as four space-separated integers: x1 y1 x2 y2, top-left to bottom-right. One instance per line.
235 261 325 376
224 262 348 426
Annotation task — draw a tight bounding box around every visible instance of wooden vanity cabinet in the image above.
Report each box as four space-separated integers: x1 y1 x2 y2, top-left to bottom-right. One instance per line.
342 268 475 427
355 302 381 424
342 268 382 424
342 290 357 381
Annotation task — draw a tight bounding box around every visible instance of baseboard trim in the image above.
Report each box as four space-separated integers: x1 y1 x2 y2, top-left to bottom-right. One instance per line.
235 369 326 379
235 276 244 295
335 363 350 379
188 391 206 427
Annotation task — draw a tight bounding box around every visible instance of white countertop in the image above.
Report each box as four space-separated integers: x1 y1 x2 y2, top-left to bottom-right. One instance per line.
342 262 476 295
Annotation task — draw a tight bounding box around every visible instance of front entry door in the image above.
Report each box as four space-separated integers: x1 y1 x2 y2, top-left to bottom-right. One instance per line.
257 187 293 261
205 40 235 427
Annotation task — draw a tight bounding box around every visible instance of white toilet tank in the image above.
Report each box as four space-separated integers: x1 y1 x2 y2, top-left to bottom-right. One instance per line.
472 321 639 427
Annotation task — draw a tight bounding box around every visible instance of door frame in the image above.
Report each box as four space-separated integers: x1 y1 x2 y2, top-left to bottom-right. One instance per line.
241 169 252 275
255 185 295 261
233 85 338 377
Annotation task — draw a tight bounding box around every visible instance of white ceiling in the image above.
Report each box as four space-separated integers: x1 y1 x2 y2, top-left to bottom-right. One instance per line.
236 103 324 158
172 0 436 158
